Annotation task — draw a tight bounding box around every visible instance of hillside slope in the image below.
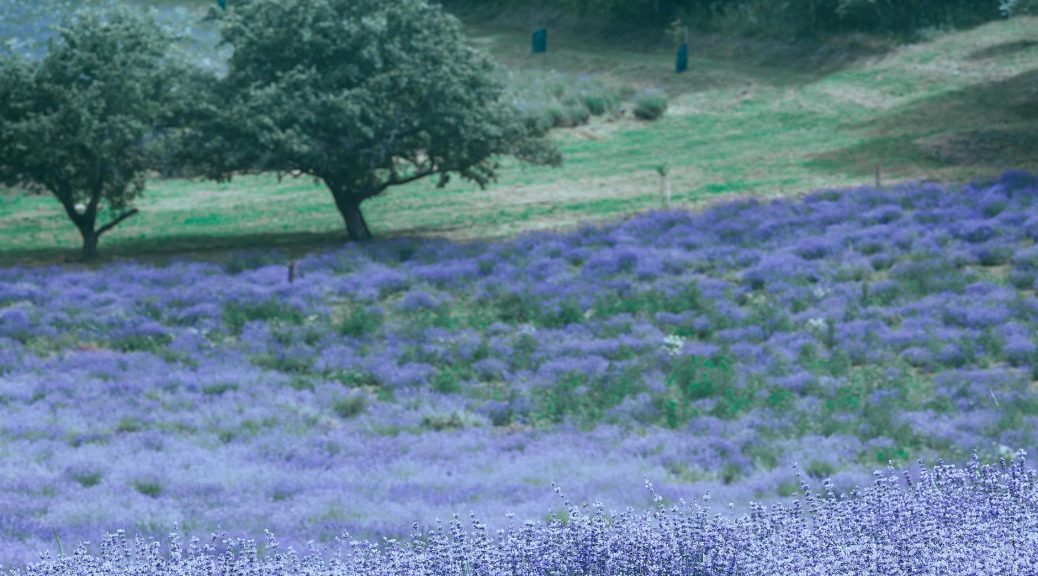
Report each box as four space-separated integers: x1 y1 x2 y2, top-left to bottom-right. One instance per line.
1 15 1036 262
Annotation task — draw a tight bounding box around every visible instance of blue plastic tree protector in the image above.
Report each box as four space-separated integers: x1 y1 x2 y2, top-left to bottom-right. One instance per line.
532 28 547 54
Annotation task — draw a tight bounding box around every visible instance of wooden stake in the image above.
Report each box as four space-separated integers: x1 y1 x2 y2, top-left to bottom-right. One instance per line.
657 165 672 209
875 164 881 188
288 260 297 284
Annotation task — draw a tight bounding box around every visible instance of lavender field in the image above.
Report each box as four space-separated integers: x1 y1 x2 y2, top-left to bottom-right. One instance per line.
4 172 1038 570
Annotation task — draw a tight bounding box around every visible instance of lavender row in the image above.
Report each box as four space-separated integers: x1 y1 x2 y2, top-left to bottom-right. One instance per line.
9 453 1037 576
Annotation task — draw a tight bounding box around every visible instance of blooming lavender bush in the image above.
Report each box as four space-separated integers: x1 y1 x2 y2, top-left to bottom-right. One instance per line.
2 171 1038 566
8 453 1038 575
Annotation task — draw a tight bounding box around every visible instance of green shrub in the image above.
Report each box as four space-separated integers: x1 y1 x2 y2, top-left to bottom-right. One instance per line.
593 283 706 319
332 370 382 389
338 305 383 337
532 373 586 425
666 354 735 401
633 88 668 121
252 350 315 374
563 102 592 126
494 292 537 324
890 254 967 297
721 463 742 484
223 298 305 336
742 440 780 469
420 411 467 431
546 105 569 128
776 479 799 497
978 245 1013 267
509 332 540 372
660 354 746 426
527 365 639 427
201 382 238 396
805 460 837 479
70 471 103 488
132 480 162 498
116 416 144 433
433 367 464 393
332 392 368 419
581 93 614 116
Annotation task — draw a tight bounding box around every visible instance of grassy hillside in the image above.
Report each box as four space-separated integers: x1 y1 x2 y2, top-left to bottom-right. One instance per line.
1 15 1036 264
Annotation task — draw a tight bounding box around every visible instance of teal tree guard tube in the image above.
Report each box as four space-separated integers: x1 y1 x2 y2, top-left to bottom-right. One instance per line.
675 26 688 73
532 28 547 54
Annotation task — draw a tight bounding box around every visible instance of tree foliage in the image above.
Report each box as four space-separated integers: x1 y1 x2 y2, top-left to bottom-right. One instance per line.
182 0 560 241
0 7 186 260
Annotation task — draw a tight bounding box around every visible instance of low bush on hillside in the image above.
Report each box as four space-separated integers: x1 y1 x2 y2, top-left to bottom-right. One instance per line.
505 70 623 131
633 88 668 121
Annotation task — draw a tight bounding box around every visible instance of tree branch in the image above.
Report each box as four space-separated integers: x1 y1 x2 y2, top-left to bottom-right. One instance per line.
96 208 140 237
373 167 436 197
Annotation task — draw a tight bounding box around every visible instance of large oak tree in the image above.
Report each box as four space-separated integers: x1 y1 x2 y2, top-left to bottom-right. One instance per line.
184 0 560 241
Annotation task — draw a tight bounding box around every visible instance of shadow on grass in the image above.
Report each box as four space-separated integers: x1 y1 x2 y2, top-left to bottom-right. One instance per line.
967 39 1038 60
0 222 487 269
0 229 351 269
806 68 1038 179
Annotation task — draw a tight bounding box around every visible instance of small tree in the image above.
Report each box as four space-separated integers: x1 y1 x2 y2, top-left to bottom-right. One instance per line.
183 0 560 241
0 7 184 260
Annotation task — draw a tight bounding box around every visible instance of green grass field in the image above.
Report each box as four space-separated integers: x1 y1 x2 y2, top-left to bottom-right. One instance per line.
2 16 1037 264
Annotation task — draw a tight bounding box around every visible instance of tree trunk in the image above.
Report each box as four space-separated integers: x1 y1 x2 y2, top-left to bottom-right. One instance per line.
79 227 100 261
331 190 372 241
343 201 372 241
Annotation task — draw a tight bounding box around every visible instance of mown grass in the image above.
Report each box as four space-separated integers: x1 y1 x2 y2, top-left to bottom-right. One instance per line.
1 16 1037 265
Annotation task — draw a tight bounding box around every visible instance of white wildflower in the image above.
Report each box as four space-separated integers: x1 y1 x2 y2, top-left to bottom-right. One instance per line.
806 317 827 332
663 334 686 357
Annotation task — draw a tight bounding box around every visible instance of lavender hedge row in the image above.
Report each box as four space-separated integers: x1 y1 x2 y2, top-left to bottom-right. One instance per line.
9 453 1038 575
2 171 1038 565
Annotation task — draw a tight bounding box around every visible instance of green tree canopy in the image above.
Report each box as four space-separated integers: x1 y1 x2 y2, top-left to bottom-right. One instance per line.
184 0 560 241
0 7 187 261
